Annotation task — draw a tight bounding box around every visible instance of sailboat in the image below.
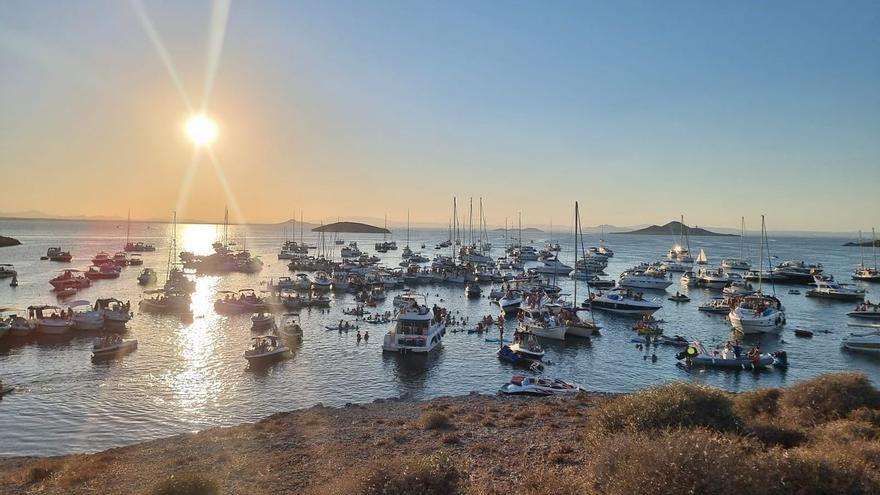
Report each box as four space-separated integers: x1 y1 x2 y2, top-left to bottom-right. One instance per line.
728 216 785 334
402 210 413 259
138 212 193 315
567 201 600 338
696 248 708 265
852 228 880 282
721 217 752 270
123 210 156 252
667 215 693 263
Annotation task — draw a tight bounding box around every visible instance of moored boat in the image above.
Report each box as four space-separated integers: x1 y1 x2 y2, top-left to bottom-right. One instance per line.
91 335 138 360
244 335 289 365
499 375 584 396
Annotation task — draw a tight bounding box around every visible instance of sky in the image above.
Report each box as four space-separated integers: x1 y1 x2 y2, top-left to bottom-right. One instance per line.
0 0 878 231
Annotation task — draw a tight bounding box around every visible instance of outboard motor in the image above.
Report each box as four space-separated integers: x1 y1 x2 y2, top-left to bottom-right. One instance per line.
773 351 788 367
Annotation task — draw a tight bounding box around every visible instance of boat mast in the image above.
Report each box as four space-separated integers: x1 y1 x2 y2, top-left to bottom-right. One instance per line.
223 207 229 248
874 227 878 270
452 197 457 262
758 215 764 294
518 211 522 248
300 211 303 245
859 230 865 269
740 216 745 261
125 209 131 247
469 197 473 247
406 209 410 248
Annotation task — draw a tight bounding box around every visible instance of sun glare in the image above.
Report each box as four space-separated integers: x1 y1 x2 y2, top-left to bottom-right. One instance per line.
185 115 218 146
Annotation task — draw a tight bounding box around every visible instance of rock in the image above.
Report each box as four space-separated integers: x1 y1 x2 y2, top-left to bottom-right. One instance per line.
0 236 21 248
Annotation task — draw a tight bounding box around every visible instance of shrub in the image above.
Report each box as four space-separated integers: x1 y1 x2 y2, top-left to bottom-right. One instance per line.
151 473 219 495
779 373 880 425
591 382 739 434
744 422 805 448
419 411 452 430
733 387 781 420
326 452 461 495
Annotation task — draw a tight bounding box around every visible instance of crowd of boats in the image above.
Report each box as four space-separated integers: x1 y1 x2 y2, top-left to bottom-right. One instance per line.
2 206 879 399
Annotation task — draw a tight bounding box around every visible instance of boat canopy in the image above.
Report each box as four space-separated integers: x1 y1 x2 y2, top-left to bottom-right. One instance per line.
68 300 92 308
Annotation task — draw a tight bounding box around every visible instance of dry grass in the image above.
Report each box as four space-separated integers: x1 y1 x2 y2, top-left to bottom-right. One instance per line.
590 382 740 434
151 473 219 495
321 452 461 495
779 372 880 425
419 411 453 430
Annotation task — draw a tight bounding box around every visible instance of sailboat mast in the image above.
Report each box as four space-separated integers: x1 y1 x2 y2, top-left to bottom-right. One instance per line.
126 209 131 247
874 228 878 270
518 211 522 247
300 211 303 244
859 230 865 268
406 209 410 248
573 202 577 306
469 197 473 247
740 216 745 260
758 215 764 294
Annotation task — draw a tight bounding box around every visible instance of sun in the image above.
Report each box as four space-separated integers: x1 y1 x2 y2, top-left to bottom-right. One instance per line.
185 115 218 146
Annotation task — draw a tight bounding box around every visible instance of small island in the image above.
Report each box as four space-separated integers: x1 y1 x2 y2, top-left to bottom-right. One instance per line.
844 240 880 247
312 221 390 234
0 235 21 247
612 221 734 237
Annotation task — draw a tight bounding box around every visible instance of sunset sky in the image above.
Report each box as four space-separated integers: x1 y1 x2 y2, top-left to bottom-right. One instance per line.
1 1 878 231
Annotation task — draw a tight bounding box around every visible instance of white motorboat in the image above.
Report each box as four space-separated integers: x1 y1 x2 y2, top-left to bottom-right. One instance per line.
340 242 362 258
92 336 138 359
618 268 672 290
698 297 732 314
852 229 880 282
587 289 662 316
663 260 692 273
45 247 72 262
70 300 104 331
311 271 332 292
382 294 446 353
331 271 350 292
697 267 730 290
842 328 880 354
7 314 35 337
508 335 545 359
497 290 523 314
95 298 132 329
517 306 566 340
806 275 865 301
250 312 276 332
847 302 880 319
729 294 786 334
244 335 289 364
499 375 585 396
772 260 824 284
279 313 303 341
30 305 72 335
532 259 574 275
723 280 755 297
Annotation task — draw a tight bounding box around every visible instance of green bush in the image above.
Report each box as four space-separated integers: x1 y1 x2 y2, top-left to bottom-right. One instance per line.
779 373 880 425
591 382 739 434
151 473 219 495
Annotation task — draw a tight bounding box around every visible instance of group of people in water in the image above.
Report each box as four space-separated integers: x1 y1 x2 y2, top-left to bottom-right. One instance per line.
853 301 879 312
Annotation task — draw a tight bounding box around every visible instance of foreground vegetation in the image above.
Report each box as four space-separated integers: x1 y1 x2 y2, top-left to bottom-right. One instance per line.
1 373 878 494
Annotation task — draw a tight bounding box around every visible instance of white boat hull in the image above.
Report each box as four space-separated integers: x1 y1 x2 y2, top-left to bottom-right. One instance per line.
36 321 71 335
523 323 566 340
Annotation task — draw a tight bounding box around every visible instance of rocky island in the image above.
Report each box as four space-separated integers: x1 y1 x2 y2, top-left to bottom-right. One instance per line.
0 236 21 248
612 221 735 236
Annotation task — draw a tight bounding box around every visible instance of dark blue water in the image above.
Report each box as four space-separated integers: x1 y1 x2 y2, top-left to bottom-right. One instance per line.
0 219 877 456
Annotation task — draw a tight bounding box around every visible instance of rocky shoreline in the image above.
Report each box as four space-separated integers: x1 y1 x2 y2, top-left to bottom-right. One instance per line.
1 373 879 494
0 236 20 248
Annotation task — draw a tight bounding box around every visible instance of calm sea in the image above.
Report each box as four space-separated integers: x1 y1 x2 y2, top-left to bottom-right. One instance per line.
0 218 877 456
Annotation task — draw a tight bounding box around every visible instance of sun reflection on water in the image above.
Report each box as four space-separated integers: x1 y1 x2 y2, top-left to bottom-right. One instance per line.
162 275 226 421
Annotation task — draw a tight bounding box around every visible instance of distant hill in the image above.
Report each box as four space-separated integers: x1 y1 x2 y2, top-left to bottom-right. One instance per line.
312 222 390 234
611 221 735 237
0 235 21 247
844 240 880 247
492 227 543 233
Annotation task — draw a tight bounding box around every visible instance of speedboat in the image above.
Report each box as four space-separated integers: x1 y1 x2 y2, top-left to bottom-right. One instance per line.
508 335 545 359
251 312 276 332
677 341 787 370
382 294 446 353
111 252 128 266
137 268 157 285
805 275 866 301
698 297 732 314
618 267 672 291
46 247 72 262
311 271 332 292
721 259 752 271
587 289 662 316
279 313 303 341
842 329 880 354
723 280 755 297
85 264 121 280
847 302 880 319
244 335 289 365
91 252 112 265
6 313 35 337
516 306 566 340
497 290 523 314
499 375 584 396
138 289 192 315
532 259 573 275
30 305 72 335
697 267 730 290
92 335 138 360
465 283 482 299
668 293 690 302
124 241 156 252
0 264 16 279
128 254 144 266
95 298 131 330
772 260 824 284
70 300 104 331
728 294 786 334
49 269 91 289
